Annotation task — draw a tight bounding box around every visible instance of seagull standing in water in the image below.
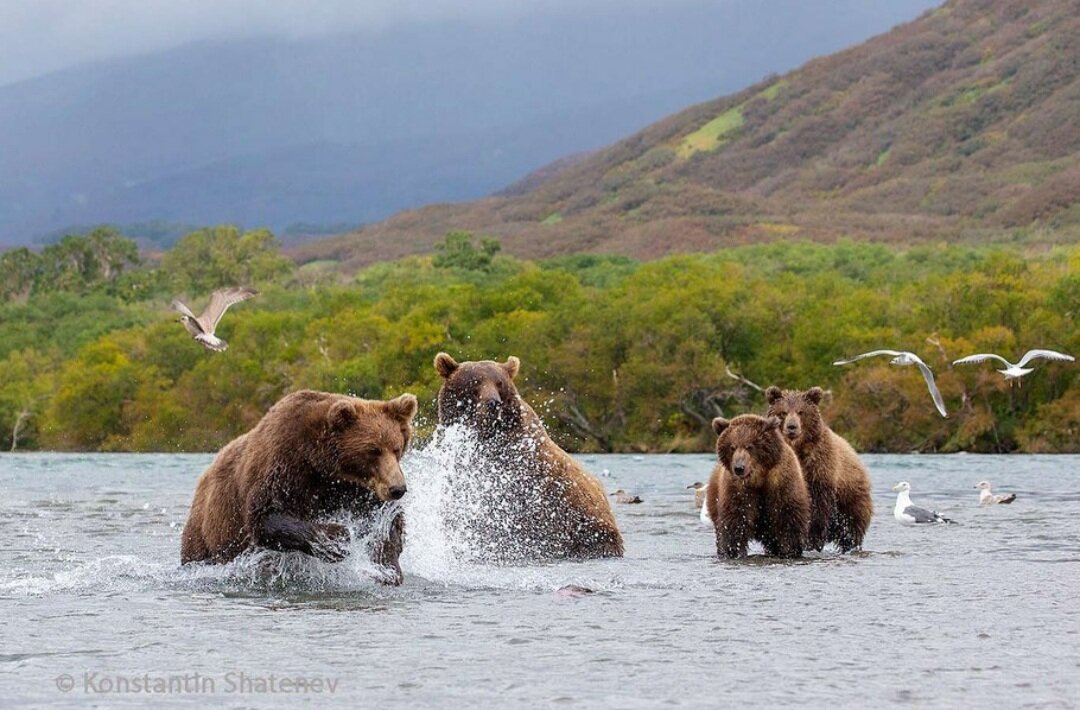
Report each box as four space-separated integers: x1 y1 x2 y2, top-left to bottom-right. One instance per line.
833 350 948 417
171 287 257 352
688 482 712 524
976 481 1016 506
952 349 1074 384
688 482 707 509
892 482 954 525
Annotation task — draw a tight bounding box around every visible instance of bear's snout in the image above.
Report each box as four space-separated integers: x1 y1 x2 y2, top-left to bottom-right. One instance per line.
388 484 407 500
731 452 751 478
783 416 800 439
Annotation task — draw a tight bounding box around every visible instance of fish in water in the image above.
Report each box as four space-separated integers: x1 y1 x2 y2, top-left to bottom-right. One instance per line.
171 286 257 352
976 481 1016 506
610 489 643 504
554 585 594 599
891 481 954 525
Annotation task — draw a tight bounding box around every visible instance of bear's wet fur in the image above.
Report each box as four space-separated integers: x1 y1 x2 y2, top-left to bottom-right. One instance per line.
766 386 873 553
180 389 418 584
434 352 623 560
706 414 810 559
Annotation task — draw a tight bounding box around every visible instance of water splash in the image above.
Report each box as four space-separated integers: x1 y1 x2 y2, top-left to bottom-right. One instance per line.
399 424 617 591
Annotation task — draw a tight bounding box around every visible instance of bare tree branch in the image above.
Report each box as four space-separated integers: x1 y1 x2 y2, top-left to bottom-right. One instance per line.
725 364 764 393
11 409 31 452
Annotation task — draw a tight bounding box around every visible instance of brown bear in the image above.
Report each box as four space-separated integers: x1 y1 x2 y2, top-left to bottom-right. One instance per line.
180 389 418 585
765 386 873 553
706 414 810 558
434 352 624 560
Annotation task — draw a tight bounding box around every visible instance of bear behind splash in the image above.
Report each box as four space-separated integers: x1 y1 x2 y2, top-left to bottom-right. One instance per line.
432 353 623 561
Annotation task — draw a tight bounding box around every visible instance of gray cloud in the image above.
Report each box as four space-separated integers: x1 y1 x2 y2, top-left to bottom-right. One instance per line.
0 0 669 85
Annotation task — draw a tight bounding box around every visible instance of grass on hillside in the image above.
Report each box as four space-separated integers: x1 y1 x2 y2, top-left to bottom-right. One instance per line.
676 105 745 158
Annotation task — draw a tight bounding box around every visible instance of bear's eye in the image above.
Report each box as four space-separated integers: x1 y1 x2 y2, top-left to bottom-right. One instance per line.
745 444 754 452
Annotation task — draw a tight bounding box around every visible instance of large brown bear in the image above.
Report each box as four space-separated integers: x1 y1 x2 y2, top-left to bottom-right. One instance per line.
180 389 418 585
434 352 624 560
706 414 810 558
765 386 873 553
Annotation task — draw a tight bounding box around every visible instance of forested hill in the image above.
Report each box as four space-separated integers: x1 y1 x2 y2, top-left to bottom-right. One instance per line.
297 0 1080 271
1 228 1077 454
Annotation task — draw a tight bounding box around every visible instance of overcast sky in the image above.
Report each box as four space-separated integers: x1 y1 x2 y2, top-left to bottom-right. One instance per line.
1 0 694 85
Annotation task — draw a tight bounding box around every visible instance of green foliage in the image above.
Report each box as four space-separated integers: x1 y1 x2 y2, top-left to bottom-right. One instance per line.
1 227 141 302
0 349 55 451
161 225 294 294
2 238 1077 453
432 231 502 272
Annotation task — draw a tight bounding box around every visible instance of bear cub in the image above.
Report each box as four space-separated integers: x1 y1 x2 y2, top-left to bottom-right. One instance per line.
766 386 873 553
180 389 418 585
706 414 810 559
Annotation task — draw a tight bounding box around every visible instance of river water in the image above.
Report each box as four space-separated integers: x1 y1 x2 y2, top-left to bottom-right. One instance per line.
1 449 1078 708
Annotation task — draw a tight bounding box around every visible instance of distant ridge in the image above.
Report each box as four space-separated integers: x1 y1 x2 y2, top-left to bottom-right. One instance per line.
297 0 1080 271
1 1 938 246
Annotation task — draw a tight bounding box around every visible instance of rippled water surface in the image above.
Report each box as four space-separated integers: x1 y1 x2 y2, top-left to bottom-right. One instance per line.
1 451 1078 708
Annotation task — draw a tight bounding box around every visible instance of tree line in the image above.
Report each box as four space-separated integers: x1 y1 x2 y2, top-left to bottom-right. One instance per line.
0 227 1076 453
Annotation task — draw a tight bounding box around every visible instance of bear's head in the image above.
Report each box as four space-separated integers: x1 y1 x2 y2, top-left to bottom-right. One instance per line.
434 352 523 439
765 386 826 447
711 414 785 483
326 393 418 502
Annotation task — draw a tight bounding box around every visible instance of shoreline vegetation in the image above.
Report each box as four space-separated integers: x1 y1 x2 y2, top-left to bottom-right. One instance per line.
1 227 1077 454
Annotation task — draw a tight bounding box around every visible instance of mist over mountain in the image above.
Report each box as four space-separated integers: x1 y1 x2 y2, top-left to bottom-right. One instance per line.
0 0 937 246
299 0 1079 269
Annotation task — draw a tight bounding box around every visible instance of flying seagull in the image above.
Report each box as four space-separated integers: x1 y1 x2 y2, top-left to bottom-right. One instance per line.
976 480 1016 506
833 350 947 417
171 286 257 352
952 349 1074 382
891 482 954 525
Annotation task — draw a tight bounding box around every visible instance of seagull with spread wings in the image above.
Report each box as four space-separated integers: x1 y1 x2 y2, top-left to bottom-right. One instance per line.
952 349 1074 383
833 350 947 418
171 286 257 352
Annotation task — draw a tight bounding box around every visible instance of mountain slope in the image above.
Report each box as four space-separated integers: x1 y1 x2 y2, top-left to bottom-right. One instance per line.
299 0 1079 270
0 0 938 245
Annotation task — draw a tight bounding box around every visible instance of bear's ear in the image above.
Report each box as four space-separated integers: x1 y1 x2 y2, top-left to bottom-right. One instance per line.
765 415 782 431
805 387 825 405
384 393 418 423
765 386 782 404
503 356 520 379
328 400 358 431
434 352 459 378
711 417 730 435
